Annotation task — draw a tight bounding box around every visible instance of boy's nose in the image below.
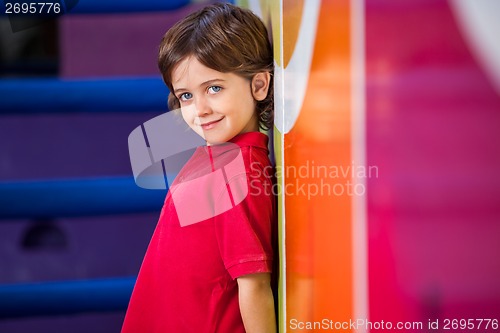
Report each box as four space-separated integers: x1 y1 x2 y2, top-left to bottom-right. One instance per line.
194 96 212 116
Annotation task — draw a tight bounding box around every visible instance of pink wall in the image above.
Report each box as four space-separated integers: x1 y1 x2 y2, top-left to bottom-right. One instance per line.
367 0 500 325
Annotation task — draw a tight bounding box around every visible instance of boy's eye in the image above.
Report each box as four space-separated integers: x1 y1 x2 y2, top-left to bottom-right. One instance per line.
208 86 222 94
179 92 193 101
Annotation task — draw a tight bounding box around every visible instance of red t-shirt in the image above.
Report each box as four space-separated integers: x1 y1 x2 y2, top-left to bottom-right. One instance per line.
122 131 276 333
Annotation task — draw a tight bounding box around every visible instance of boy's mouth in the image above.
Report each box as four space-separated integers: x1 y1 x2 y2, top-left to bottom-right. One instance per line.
200 117 225 130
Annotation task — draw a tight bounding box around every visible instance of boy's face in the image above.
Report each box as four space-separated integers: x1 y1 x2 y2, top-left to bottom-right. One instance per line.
171 56 259 145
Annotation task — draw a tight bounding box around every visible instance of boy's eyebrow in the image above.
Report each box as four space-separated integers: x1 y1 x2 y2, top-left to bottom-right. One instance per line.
173 79 226 95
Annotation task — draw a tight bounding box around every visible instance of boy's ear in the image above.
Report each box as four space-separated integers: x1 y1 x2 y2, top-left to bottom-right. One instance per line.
251 72 271 101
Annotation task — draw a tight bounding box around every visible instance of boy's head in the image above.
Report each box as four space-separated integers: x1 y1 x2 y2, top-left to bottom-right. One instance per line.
158 3 274 142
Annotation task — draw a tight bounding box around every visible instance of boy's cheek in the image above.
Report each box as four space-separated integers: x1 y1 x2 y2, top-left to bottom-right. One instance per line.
180 105 197 124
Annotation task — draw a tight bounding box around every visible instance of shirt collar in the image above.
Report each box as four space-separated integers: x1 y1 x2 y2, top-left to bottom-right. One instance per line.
200 132 269 158
229 131 269 151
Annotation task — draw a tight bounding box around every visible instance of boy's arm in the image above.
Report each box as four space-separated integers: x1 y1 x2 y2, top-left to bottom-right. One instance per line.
237 272 276 333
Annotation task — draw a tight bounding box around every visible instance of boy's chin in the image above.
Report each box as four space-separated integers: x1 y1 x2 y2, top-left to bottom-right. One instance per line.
205 138 232 146
205 139 227 146
200 133 231 146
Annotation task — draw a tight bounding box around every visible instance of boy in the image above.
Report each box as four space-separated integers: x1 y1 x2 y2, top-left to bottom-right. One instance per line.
122 3 276 332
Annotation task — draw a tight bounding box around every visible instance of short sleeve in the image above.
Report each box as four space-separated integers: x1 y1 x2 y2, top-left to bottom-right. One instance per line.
214 171 274 280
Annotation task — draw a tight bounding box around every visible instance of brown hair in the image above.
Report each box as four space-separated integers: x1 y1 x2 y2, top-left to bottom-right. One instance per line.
158 3 274 130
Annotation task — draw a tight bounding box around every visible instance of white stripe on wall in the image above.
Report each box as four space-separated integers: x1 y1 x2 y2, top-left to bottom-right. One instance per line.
350 0 369 332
